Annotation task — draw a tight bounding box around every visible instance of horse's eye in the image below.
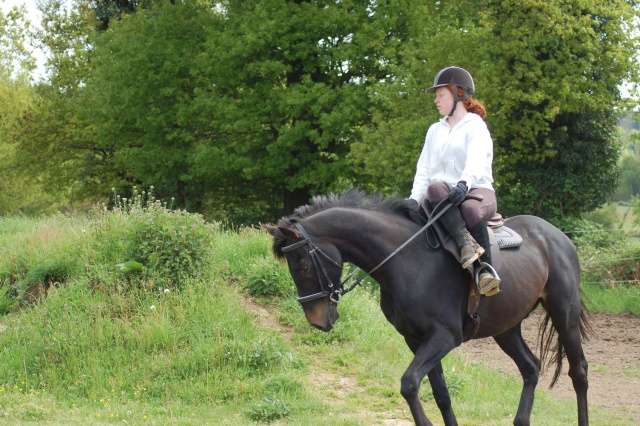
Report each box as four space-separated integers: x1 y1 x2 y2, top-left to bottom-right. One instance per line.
299 263 309 274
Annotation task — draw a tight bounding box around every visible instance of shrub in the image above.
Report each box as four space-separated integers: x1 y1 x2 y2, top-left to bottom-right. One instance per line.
92 187 217 290
243 256 294 298
553 217 626 251
246 396 291 423
584 203 618 230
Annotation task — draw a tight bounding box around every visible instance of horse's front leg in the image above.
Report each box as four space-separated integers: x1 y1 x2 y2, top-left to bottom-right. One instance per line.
427 362 458 425
401 330 458 426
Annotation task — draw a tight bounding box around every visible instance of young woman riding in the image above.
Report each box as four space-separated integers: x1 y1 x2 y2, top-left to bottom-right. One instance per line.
409 66 500 295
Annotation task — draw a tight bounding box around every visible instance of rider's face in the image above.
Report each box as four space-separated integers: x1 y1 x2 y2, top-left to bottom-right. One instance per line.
434 87 454 116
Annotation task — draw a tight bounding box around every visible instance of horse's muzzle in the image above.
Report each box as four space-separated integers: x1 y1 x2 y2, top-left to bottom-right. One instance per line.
304 300 339 332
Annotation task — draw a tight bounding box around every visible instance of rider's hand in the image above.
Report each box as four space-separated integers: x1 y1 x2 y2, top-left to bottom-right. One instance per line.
406 198 420 211
447 181 468 206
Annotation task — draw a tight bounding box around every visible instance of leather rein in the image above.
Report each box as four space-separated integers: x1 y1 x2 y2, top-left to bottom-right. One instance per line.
280 201 453 305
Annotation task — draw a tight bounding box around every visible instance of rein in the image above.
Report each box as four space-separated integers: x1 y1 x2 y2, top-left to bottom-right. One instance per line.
281 200 453 305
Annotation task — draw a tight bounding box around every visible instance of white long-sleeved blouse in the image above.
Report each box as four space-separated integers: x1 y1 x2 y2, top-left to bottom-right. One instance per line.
410 112 495 202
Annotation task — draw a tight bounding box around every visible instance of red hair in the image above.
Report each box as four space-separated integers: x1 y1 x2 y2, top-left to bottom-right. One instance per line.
446 85 487 119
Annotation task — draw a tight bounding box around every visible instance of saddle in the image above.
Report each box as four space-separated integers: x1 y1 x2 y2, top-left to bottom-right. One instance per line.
421 201 522 269
420 198 523 341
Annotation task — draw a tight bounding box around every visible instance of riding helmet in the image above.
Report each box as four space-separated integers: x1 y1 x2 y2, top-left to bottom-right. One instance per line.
426 66 475 101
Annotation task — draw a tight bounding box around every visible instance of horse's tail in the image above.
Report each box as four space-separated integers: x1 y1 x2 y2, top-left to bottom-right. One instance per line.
538 290 592 388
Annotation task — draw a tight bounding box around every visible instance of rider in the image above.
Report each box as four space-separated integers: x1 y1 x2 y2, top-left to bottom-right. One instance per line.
409 66 500 296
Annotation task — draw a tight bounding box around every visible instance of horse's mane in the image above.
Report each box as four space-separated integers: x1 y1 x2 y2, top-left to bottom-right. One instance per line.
269 189 413 258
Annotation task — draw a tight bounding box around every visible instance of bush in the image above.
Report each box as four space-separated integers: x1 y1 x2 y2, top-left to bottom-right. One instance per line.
246 396 291 423
552 216 626 251
584 203 618 230
92 187 217 290
243 256 294 298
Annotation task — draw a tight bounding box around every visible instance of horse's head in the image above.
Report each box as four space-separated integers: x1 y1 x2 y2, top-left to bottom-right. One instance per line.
265 221 341 332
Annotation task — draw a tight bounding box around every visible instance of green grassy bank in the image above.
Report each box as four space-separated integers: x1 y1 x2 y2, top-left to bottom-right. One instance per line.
0 199 638 425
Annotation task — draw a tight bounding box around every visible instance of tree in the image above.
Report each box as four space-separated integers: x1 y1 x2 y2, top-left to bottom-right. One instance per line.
191 0 406 215
0 4 47 213
615 129 640 200
353 0 638 219
11 1 108 206
79 0 409 222
480 0 636 217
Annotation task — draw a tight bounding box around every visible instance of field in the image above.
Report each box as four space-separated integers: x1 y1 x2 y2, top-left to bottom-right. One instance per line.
0 203 639 425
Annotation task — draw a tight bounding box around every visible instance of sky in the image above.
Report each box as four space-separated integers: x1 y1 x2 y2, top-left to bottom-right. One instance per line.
1 0 46 78
1 0 41 22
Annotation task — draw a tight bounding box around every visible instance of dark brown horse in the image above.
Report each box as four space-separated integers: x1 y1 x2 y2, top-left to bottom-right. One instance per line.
265 190 590 426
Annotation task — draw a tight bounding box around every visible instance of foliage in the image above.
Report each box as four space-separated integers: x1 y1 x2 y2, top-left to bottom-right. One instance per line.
0 3 35 81
556 213 640 304
585 203 619 231
244 256 295 298
2 0 638 225
554 216 624 251
354 0 635 220
481 0 633 218
615 129 640 201
246 396 291 423
93 187 217 290
499 109 621 218
0 5 48 213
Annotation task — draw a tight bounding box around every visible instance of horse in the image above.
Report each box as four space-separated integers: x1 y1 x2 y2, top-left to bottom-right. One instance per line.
265 190 590 426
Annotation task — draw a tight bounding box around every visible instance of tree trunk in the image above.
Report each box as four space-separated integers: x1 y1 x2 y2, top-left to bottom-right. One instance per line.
283 187 311 214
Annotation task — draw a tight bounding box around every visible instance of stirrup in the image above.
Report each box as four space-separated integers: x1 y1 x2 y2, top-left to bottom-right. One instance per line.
474 261 501 296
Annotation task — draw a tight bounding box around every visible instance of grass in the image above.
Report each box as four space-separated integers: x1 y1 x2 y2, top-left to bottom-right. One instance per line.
581 282 640 315
0 204 638 425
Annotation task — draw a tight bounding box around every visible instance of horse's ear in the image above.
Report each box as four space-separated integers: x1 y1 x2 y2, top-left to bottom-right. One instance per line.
279 226 300 239
263 224 300 239
264 224 279 237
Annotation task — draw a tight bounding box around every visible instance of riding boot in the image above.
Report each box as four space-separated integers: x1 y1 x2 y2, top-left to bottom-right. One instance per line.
439 205 485 269
470 221 501 296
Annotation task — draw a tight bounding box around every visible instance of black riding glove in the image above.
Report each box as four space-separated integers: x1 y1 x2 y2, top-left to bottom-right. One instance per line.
406 198 420 211
447 181 468 206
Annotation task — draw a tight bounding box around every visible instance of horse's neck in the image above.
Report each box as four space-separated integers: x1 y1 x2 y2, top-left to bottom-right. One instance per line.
311 208 415 272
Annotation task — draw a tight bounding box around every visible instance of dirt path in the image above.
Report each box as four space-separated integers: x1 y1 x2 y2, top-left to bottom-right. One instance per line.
454 310 640 423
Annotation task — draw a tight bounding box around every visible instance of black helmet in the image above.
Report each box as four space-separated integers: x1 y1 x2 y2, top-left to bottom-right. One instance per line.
426 66 475 101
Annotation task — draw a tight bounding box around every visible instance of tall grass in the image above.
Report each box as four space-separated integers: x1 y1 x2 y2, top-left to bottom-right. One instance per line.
0 201 637 425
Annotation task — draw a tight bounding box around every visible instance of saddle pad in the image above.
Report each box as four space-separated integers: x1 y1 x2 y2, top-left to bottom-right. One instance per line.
493 226 522 249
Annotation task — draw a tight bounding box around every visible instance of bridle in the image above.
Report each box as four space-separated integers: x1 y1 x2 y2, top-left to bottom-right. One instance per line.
280 200 453 305
281 221 348 304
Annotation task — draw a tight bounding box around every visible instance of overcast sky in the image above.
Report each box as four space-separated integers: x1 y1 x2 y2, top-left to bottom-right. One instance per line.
1 0 41 21
1 0 45 78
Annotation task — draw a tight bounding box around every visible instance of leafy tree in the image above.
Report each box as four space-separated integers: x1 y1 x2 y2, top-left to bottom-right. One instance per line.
79 0 408 222
350 1 485 196
353 0 637 220
0 5 46 213
12 1 107 206
89 0 160 30
79 0 215 209
615 129 640 200
480 0 636 218
191 0 405 216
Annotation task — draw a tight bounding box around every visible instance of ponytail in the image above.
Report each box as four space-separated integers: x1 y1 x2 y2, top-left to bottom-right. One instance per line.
448 85 487 119
463 98 486 120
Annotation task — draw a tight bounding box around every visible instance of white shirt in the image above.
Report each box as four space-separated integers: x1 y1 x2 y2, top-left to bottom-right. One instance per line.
410 112 494 202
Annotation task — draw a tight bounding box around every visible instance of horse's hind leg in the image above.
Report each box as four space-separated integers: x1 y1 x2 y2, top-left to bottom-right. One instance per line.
545 302 589 426
493 324 541 426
